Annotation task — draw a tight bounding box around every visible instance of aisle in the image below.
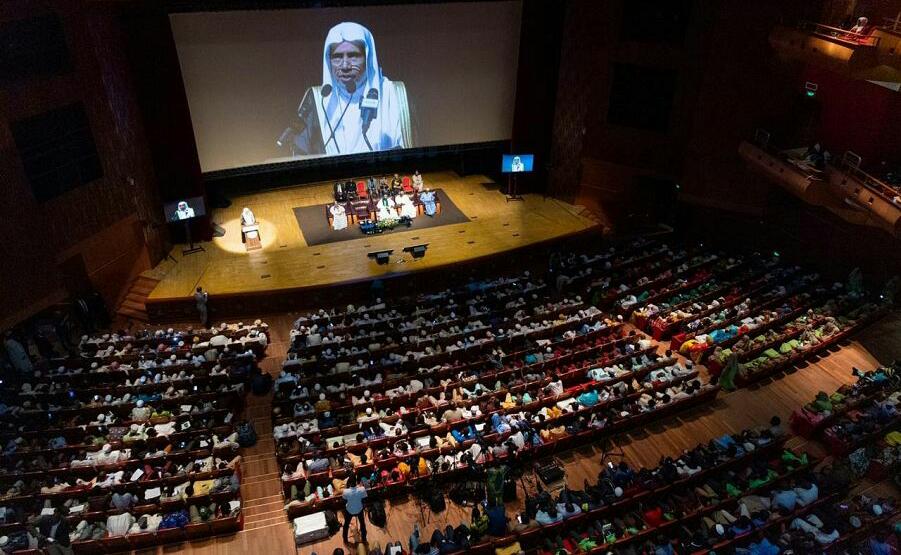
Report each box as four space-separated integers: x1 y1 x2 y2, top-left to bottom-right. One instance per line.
235 316 297 547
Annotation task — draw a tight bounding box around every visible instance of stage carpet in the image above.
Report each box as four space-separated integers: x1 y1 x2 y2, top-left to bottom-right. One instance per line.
292 188 469 246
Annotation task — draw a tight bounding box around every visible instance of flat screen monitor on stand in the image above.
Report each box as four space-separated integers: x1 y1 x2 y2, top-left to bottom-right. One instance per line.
501 154 533 201
163 196 207 255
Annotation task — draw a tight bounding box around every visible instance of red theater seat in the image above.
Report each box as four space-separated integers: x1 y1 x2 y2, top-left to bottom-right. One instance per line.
356 181 368 199
402 176 413 193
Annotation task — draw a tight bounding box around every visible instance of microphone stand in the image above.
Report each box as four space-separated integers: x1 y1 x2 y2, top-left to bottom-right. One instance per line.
321 89 340 154
182 220 205 256
506 173 524 202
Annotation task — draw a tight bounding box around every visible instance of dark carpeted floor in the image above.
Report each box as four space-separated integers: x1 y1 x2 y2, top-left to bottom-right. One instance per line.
293 188 469 246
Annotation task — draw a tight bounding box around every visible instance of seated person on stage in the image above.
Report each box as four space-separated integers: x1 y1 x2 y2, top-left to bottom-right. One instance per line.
391 173 402 192
848 16 869 37
420 188 438 217
377 195 399 222
412 170 424 192
334 181 347 202
367 176 378 196
241 207 260 241
329 201 348 231
395 193 417 219
379 176 390 196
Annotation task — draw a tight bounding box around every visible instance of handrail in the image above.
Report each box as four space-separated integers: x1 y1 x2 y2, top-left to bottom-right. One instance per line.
748 129 824 180
839 155 901 204
800 20 881 46
749 132 900 204
882 13 901 33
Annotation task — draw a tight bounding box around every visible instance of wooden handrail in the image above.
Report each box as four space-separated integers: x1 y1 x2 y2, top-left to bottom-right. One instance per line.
800 20 881 46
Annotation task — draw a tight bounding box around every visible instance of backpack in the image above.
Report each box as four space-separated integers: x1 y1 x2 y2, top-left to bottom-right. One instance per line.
428 490 446 512
324 510 340 534
237 421 257 447
251 373 273 395
367 499 387 527
503 474 518 502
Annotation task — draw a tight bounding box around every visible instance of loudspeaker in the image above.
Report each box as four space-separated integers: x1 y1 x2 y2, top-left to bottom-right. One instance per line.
403 243 429 259
367 249 393 265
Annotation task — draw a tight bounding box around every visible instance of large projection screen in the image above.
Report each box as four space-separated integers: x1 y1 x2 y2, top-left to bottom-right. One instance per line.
170 2 522 173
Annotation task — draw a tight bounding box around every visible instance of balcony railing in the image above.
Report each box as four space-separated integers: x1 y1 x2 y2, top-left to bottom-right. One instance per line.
750 129 826 181
839 152 901 204
882 14 901 34
800 21 880 46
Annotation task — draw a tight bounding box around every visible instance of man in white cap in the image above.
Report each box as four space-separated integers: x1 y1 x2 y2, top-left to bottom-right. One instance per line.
287 21 410 156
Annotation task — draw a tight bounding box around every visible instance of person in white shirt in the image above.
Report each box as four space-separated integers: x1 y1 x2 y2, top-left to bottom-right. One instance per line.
329 201 348 231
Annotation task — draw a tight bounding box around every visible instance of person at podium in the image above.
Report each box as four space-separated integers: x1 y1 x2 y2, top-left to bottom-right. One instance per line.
287 22 412 156
241 207 260 242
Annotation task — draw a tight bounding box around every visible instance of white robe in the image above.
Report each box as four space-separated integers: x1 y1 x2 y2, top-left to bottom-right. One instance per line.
396 194 416 219
314 23 407 156
377 198 397 222
330 204 347 231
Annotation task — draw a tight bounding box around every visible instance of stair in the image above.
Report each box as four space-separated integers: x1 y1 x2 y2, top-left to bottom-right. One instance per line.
238 384 291 530
115 275 159 322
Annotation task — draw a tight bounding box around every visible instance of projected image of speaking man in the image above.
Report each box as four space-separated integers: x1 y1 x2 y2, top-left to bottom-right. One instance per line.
284 22 412 156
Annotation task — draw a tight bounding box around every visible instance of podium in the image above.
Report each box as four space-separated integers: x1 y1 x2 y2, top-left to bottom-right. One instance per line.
242 223 261 251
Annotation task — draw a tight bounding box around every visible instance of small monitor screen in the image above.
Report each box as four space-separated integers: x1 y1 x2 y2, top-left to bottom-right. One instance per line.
164 196 206 223
502 154 534 173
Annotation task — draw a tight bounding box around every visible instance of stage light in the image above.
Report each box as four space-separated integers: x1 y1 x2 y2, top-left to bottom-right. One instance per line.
403 243 429 259
367 249 393 265
773 251 780 257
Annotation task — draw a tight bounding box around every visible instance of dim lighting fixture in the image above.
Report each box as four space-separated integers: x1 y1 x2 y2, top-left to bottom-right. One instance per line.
804 81 818 98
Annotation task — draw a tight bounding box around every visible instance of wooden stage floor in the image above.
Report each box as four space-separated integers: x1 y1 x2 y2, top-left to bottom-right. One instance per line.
146 171 599 302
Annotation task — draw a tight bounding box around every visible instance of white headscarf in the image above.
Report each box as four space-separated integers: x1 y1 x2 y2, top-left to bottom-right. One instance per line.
321 22 383 101
241 207 255 225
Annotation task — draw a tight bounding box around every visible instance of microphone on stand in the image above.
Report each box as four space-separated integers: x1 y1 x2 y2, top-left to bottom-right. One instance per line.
275 87 315 151
319 84 339 153
360 88 379 151
324 84 356 154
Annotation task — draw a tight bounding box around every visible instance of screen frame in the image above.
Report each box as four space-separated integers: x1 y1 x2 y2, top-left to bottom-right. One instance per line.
168 2 522 174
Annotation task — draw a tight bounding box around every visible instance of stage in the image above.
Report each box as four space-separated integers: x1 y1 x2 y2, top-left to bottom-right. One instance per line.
144 171 599 319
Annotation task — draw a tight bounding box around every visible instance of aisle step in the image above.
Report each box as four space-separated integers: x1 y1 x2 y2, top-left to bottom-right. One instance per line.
243 493 284 508
243 503 286 518
242 514 292 530
242 471 279 483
